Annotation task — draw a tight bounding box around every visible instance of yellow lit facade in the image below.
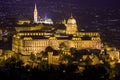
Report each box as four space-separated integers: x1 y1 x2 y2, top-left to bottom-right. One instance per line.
34 3 38 23
48 52 60 65
12 30 102 55
12 4 102 56
15 24 43 32
17 19 31 25
107 50 120 60
64 15 78 34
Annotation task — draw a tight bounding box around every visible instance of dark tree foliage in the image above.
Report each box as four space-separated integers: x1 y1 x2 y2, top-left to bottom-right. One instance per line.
82 65 109 80
0 54 119 80
45 46 54 52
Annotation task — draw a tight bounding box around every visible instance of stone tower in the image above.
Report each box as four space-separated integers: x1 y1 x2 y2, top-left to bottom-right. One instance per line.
66 15 78 34
34 3 38 23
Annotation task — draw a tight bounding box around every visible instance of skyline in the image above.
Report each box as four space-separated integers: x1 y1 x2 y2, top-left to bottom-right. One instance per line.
1 0 120 20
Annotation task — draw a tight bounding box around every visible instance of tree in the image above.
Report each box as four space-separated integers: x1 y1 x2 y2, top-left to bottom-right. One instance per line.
45 46 54 52
59 42 67 51
30 53 36 62
83 65 108 79
70 47 78 55
84 56 93 65
4 56 24 69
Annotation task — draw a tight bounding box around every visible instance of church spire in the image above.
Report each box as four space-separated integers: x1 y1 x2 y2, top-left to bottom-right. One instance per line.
70 13 73 18
34 3 38 23
34 3 37 11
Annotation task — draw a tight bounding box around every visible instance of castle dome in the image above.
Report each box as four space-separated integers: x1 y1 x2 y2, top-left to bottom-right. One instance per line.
67 16 76 24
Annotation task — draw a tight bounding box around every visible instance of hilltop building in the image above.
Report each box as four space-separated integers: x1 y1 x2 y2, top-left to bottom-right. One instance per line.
34 4 53 24
64 15 78 34
12 4 102 56
17 19 31 25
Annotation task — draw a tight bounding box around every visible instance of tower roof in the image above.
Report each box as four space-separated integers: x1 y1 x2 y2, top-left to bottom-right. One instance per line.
67 15 76 24
34 3 37 11
70 13 73 18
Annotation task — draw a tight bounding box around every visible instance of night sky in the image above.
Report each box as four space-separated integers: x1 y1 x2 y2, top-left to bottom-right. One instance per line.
0 0 120 21
56 0 120 8
76 0 120 8
0 0 120 8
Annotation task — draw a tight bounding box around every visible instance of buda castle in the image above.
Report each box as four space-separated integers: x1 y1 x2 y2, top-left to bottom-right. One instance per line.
12 4 102 55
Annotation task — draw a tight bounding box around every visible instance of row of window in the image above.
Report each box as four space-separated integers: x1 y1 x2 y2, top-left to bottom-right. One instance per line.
77 32 99 36
24 41 49 47
18 33 44 36
24 47 44 51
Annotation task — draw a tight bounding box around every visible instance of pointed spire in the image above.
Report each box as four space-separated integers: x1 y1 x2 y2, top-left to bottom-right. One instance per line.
70 13 73 18
34 3 38 23
45 14 47 19
34 3 37 11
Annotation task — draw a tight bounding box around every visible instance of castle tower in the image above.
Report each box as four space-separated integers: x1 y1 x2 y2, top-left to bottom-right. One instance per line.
34 3 38 23
66 15 78 34
62 19 67 24
48 52 53 64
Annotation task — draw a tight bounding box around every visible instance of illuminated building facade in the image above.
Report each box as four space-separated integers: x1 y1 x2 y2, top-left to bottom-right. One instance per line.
64 15 78 34
34 4 38 23
12 4 102 55
12 30 102 55
34 4 53 24
48 52 60 65
108 50 120 60
17 19 31 25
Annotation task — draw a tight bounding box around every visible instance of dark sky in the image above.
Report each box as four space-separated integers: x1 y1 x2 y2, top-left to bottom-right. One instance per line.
0 0 120 19
66 0 120 8
78 0 120 8
41 0 120 8
1 0 120 8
